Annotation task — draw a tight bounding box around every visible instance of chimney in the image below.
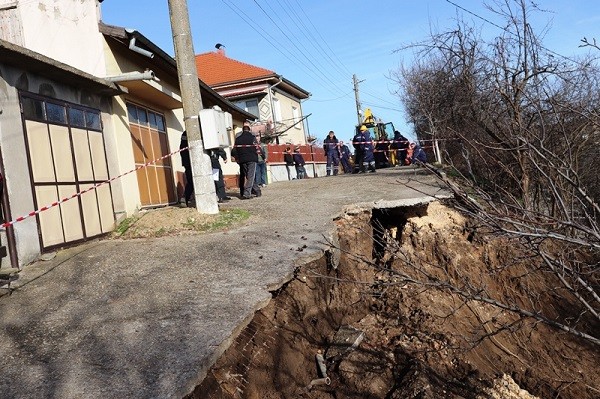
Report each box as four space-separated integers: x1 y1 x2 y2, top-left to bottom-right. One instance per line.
215 43 225 56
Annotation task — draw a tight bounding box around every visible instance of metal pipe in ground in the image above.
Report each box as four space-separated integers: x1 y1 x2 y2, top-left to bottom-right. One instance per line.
308 351 331 389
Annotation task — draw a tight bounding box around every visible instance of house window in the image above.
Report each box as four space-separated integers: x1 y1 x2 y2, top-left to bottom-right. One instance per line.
272 97 282 122
234 99 259 118
292 106 300 129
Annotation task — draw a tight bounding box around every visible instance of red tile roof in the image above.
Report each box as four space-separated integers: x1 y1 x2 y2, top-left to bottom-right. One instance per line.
195 51 275 86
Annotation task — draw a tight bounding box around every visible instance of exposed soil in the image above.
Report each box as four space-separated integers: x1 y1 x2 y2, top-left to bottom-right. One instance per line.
185 201 599 399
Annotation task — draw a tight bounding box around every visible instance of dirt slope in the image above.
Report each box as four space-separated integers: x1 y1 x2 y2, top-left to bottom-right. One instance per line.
189 201 599 398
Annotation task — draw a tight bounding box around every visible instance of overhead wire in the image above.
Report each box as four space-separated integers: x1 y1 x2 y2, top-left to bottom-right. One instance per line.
219 0 344 95
277 0 351 80
444 0 592 68
251 0 348 96
291 0 353 76
309 91 354 102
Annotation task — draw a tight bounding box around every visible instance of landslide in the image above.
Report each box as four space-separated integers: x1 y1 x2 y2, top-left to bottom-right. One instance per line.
188 201 599 399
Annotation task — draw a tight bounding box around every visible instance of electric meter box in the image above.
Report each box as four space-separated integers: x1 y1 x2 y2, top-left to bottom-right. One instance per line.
200 108 232 149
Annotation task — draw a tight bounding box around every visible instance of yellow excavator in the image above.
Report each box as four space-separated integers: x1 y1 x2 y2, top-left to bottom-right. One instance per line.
355 108 404 168
357 108 396 141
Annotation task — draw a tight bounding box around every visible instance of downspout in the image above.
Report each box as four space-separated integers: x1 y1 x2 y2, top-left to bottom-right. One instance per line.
105 70 159 83
299 95 315 176
268 76 283 144
125 29 154 59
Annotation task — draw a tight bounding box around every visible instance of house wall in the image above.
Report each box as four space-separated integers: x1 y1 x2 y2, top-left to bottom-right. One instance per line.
2 0 107 77
271 89 306 146
102 38 187 215
0 63 114 266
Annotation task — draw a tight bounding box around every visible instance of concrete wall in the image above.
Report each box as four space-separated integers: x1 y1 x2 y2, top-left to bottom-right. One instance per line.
0 63 113 266
11 0 106 76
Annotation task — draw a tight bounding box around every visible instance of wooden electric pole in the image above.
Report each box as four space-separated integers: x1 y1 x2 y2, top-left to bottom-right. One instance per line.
353 74 364 126
167 0 218 214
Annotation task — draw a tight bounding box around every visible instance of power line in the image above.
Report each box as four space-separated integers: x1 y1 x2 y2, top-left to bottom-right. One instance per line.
309 91 354 102
362 102 403 113
219 0 345 96
278 0 351 80
361 89 401 108
444 0 590 67
251 0 348 95
292 0 353 76
259 0 349 92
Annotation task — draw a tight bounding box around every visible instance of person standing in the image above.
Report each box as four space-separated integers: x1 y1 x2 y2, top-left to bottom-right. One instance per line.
361 127 376 173
338 141 352 173
179 131 194 207
254 139 268 187
284 146 295 180
353 126 367 173
293 146 307 179
208 147 231 203
323 130 340 176
374 131 390 169
391 130 409 166
231 122 261 200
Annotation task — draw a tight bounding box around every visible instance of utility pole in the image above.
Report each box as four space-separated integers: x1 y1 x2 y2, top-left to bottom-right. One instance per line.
168 0 218 214
353 74 363 126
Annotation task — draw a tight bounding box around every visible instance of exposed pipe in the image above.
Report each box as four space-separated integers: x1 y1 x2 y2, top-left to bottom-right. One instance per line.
307 351 331 389
125 29 154 59
307 377 331 389
105 70 158 83
316 352 327 378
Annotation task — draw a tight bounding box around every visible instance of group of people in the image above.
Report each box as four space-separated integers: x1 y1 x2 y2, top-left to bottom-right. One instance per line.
322 127 426 176
179 122 428 206
323 130 353 175
352 126 427 173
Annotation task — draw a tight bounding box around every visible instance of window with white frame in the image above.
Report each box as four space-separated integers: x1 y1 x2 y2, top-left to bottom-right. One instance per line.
292 106 300 129
272 97 282 122
233 99 259 118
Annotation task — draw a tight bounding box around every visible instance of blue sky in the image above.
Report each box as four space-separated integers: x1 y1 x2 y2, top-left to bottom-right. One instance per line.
101 1 600 143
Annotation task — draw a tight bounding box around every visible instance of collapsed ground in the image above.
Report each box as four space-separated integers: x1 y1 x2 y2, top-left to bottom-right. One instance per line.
186 201 599 399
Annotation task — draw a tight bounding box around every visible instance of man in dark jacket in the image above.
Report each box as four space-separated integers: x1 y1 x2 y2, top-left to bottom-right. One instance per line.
338 141 352 173
362 129 376 173
231 122 261 200
179 131 194 206
410 142 427 164
352 126 366 173
293 146 307 179
208 147 231 203
323 130 340 176
391 130 410 166
284 146 295 180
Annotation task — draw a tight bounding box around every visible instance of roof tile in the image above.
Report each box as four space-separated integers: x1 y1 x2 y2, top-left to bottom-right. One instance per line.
195 51 275 86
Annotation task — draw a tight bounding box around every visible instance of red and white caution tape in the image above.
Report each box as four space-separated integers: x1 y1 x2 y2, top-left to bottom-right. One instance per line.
1 147 188 229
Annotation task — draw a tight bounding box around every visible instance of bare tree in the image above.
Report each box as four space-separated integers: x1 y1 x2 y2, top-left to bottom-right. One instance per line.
393 0 599 345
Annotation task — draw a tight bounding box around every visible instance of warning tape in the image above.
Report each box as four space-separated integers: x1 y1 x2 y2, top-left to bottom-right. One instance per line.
232 138 447 149
2 141 435 228
1 147 189 229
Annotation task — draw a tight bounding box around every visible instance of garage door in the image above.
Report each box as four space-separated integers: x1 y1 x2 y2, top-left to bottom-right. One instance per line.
21 93 115 249
126 102 176 207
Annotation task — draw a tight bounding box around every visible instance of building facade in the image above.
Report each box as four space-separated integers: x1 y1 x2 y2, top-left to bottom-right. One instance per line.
0 0 253 267
195 48 311 182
